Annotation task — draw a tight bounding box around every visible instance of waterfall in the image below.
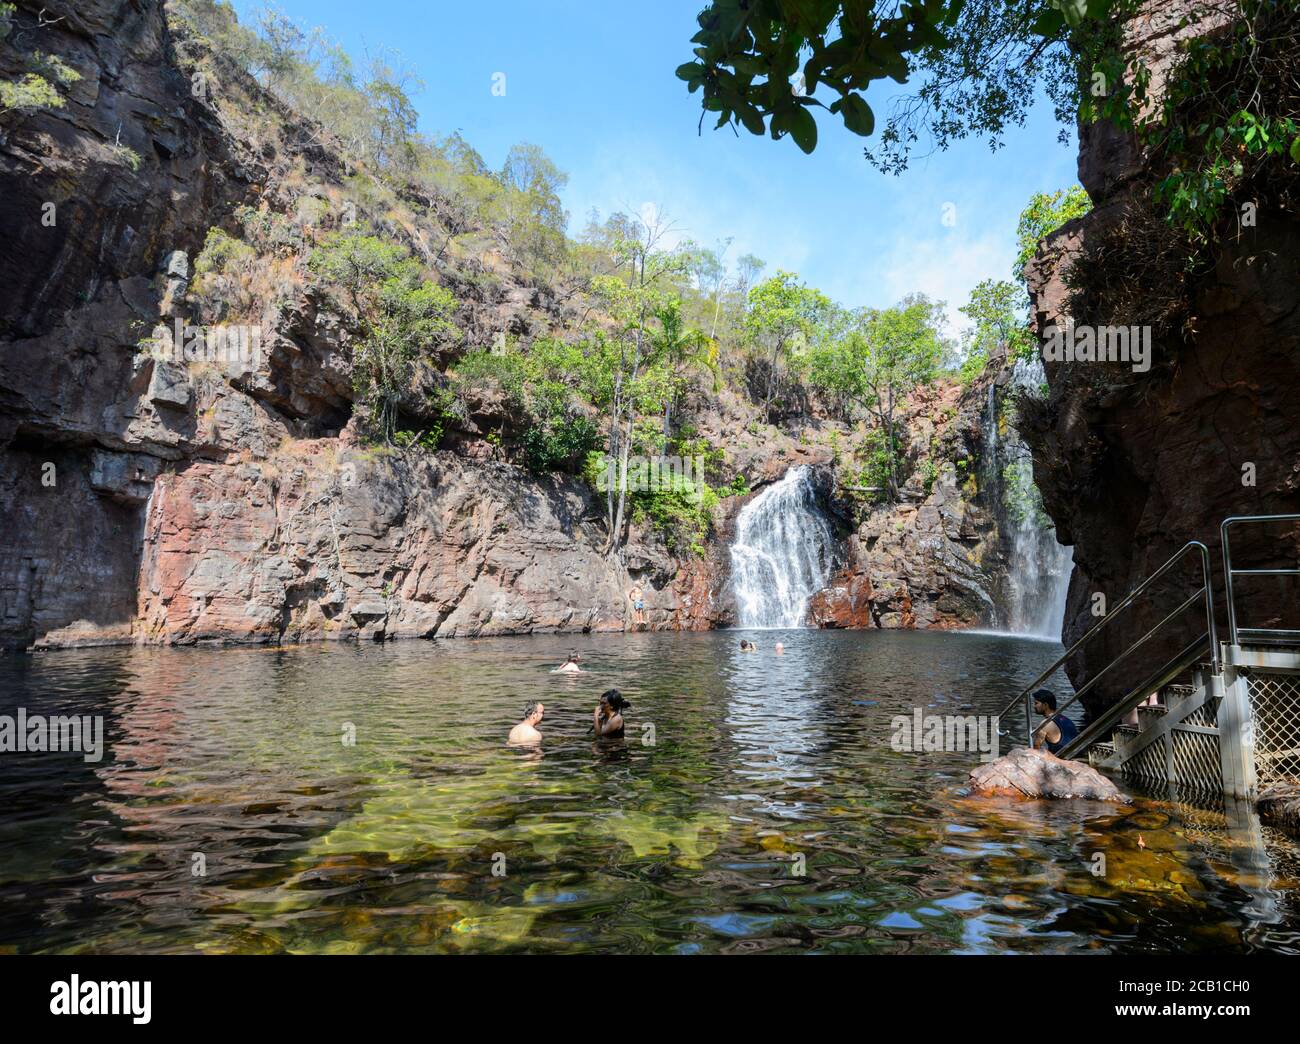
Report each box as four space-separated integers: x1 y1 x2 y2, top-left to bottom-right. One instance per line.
1004 511 1073 638
984 363 1073 640
729 465 837 628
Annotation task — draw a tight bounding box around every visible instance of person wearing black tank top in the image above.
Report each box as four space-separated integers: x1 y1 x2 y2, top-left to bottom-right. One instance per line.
594 689 630 738
1030 689 1079 755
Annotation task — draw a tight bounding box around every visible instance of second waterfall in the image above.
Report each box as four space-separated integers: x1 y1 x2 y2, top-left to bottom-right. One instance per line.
729 465 838 628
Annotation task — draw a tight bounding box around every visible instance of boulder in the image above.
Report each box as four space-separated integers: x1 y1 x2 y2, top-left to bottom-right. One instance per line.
968 746 1130 802
1258 784 1300 837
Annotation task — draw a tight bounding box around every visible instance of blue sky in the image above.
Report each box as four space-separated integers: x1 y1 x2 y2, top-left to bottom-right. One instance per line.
230 0 1081 333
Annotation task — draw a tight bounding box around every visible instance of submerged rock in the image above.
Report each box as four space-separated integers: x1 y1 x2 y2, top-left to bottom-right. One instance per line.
1258 784 1300 837
968 746 1130 803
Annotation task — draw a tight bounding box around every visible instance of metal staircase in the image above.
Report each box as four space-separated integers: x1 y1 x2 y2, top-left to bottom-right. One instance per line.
996 515 1300 801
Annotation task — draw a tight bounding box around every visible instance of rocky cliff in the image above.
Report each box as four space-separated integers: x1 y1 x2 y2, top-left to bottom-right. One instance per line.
0 0 1031 651
1023 0 1300 718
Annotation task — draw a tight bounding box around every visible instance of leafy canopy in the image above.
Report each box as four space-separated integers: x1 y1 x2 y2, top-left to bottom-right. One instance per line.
676 1 1115 156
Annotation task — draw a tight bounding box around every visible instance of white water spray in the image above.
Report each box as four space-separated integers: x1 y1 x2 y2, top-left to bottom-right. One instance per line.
986 360 1073 639
729 466 837 629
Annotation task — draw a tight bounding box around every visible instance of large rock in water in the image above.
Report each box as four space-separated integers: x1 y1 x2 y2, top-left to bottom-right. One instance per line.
969 747 1130 802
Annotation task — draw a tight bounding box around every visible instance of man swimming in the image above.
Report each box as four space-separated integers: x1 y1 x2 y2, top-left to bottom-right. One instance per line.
554 651 583 674
508 702 545 746
593 689 629 738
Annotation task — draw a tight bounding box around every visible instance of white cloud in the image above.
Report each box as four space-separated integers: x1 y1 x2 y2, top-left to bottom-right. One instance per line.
872 228 1015 338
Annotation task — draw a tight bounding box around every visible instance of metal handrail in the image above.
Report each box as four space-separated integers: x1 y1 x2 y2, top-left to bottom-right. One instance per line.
1056 633 1210 760
1221 514 1300 647
996 540 1218 749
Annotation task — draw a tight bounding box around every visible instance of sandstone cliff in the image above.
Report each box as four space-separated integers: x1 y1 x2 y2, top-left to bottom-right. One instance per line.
0 0 1032 650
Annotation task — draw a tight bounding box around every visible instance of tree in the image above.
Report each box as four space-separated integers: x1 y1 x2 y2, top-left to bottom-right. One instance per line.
588 212 690 554
804 294 949 500
498 143 569 272
1013 185 1092 283
744 271 830 416
309 234 460 441
650 297 718 435
959 278 1035 373
676 1 1118 159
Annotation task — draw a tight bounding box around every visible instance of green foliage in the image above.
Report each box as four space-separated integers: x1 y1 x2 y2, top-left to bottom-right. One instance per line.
0 3 82 115
677 1 1115 161
1140 2 1299 241
851 427 896 505
744 270 830 413
959 278 1036 375
920 451 942 496
1013 186 1092 283
309 233 459 440
452 339 601 474
195 226 256 277
1002 456 1050 527
498 143 569 272
803 294 949 500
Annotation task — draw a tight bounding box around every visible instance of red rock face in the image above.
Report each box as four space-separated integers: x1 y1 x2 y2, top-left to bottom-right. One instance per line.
808 568 876 629
132 442 704 645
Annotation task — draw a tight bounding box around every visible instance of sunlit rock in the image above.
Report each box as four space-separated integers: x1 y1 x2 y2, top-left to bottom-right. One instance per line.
968 746 1130 802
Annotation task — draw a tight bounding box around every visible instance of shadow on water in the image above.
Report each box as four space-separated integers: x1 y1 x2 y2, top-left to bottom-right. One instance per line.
1 629 1298 953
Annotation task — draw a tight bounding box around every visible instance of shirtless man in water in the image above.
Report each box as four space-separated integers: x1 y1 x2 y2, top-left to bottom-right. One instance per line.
554 652 582 674
508 703 545 746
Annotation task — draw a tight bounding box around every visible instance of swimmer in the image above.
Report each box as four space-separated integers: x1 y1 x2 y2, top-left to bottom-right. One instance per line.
774 642 784 655
554 651 583 674
593 688 630 738
508 702 545 746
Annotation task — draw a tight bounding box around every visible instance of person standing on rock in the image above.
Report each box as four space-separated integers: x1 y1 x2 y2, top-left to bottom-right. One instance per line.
628 584 645 629
1030 689 1078 755
508 703 545 746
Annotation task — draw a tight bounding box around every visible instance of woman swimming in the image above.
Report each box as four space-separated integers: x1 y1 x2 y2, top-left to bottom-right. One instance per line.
593 688 629 738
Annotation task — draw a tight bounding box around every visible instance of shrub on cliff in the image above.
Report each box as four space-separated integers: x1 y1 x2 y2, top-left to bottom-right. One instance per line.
309 233 460 441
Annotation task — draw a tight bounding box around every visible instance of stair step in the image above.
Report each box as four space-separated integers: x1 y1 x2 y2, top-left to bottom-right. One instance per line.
1113 724 1139 751
1162 684 1195 703
1137 704 1167 723
1088 742 1116 767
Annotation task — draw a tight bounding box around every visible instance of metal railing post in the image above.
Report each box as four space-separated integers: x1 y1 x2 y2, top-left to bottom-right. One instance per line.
1221 515 1300 650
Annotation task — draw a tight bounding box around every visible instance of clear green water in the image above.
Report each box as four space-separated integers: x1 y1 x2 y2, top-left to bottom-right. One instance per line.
1 629 1298 954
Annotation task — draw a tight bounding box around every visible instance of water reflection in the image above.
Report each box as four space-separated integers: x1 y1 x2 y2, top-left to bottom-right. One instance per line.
0 630 1297 954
